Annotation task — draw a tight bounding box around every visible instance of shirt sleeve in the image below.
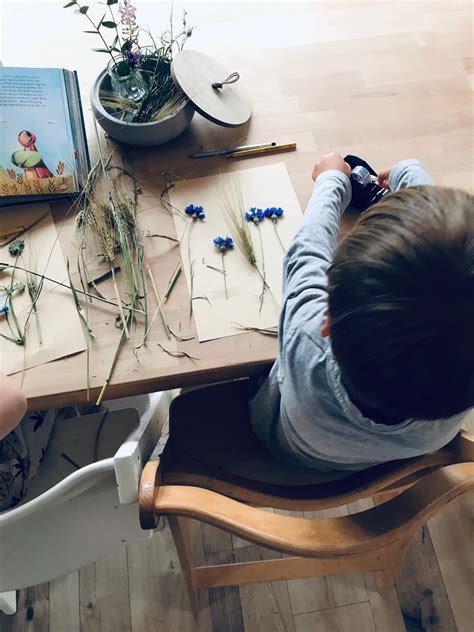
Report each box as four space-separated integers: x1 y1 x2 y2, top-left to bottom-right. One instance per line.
278 170 351 358
389 159 433 190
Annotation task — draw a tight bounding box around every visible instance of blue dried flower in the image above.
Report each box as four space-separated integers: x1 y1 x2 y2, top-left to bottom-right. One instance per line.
213 236 234 252
264 206 285 220
245 207 264 223
184 204 205 220
0 304 9 315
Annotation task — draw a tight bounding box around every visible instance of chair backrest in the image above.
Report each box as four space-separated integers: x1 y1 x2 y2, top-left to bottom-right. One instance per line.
0 398 168 591
0 408 140 527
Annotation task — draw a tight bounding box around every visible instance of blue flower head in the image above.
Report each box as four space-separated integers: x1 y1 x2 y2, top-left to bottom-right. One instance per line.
0 303 9 315
213 236 234 252
184 204 205 220
264 206 285 220
245 207 265 223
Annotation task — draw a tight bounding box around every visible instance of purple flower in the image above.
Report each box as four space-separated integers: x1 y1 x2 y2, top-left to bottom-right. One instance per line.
264 206 284 220
124 49 141 68
184 204 205 220
245 207 264 223
213 236 234 252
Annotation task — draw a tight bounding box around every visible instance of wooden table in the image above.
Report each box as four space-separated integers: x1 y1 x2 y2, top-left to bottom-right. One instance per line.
4 1 472 409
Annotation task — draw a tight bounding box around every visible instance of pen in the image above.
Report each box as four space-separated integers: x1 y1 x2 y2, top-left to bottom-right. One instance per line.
225 142 297 159
190 142 276 159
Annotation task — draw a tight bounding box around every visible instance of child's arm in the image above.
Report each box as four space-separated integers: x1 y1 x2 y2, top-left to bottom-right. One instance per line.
377 159 433 190
281 153 352 336
0 374 27 439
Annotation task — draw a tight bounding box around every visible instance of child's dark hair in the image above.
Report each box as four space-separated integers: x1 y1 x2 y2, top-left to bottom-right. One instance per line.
328 185 474 421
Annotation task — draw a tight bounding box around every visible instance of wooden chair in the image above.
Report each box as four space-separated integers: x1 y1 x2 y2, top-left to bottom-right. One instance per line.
138 381 474 619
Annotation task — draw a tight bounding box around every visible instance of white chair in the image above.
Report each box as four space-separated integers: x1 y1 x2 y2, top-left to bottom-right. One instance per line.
0 391 173 616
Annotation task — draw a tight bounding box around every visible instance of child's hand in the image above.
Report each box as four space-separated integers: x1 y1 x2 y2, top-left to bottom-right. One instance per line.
0 374 27 439
377 166 394 189
312 153 351 182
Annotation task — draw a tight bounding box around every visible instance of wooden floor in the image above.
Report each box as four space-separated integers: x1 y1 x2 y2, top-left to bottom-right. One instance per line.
1 0 473 630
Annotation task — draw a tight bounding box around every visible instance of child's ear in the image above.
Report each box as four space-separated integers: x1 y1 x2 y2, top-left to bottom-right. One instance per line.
320 317 330 338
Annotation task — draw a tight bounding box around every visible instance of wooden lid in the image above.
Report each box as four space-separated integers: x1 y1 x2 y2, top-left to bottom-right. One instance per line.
171 50 252 128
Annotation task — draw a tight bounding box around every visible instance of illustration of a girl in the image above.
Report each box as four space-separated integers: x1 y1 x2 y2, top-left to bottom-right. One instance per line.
11 130 53 179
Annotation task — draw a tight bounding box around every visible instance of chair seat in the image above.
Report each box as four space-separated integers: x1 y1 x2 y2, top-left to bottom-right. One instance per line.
162 381 457 508
164 380 350 486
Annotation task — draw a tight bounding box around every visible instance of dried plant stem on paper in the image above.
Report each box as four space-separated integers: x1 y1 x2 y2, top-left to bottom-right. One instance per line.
232 323 278 337
67 259 95 400
0 253 26 346
74 123 149 402
183 204 206 318
96 310 132 406
26 267 44 346
265 207 286 254
272 221 285 252
212 236 234 300
144 255 171 340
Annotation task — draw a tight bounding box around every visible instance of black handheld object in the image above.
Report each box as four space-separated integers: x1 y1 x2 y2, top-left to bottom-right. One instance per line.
344 155 389 212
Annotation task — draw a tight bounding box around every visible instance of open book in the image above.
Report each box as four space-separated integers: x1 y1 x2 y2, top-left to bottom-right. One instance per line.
0 67 89 207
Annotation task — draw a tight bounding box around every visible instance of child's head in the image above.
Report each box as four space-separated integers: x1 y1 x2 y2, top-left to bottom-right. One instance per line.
326 185 474 421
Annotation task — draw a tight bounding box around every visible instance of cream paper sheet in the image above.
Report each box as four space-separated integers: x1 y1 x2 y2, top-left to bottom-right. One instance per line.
170 162 303 342
0 203 86 375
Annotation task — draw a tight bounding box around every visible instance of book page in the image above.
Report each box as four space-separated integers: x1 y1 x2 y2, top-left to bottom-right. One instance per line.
0 67 78 199
170 162 303 342
0 204 86 375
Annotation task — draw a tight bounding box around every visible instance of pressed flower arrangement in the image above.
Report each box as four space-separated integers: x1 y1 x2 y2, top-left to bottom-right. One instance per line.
64 0 193 123
219 180 280 314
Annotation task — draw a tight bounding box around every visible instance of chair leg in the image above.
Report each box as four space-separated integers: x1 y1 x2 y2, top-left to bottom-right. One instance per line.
375 536 413 591
168 515 200 619
0 591 17 615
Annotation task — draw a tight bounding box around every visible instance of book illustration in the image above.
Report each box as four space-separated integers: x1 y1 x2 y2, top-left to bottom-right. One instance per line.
12 130 54 178
0 67 89 203
1 129 75 197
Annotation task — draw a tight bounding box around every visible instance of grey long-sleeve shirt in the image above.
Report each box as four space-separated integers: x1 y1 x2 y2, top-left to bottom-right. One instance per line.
250 160 466 471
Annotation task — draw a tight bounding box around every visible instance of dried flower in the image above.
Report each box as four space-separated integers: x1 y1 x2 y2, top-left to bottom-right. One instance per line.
8 239 25 257
184 204 205 220
264 206 284 220
12 282 25 295
245 207 265 223
212 236 233 300
119 0 139 46
213 236 234 252
123 49 141 68
265 207 286 253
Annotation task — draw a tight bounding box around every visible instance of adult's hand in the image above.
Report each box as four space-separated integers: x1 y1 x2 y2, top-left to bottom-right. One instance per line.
0 373 27 439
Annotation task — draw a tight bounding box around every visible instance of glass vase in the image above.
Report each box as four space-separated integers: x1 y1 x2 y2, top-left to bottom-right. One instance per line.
107 58 147 104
